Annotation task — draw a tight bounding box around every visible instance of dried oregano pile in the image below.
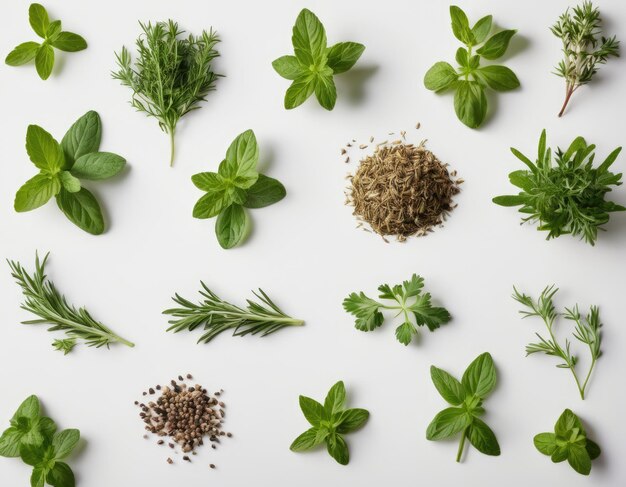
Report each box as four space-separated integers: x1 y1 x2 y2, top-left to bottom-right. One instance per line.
136 374 230 467
346 135 461 241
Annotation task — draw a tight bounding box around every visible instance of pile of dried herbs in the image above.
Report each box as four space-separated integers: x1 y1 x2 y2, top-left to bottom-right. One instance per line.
346 141 461 241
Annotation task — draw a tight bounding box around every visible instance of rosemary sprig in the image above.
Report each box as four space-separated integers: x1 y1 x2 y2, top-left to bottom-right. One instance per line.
164 282 304 343
8 253 135 352
112 20 221 166
512 286 602 400
551 1 619 117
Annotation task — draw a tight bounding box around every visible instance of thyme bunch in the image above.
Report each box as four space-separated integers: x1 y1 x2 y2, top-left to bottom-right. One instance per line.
112 20 221 166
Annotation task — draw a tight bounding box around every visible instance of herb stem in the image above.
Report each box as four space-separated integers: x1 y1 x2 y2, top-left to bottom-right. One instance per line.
558 84 576 117
169 128 176 167
456 428 468 462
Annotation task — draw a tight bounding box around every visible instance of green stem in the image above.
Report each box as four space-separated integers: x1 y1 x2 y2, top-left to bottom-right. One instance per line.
578 357 596 400
542 315 584 399
456 428 468 462
168 129 176 167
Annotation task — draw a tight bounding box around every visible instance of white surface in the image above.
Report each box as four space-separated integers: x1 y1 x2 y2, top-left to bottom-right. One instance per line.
1 0 625 485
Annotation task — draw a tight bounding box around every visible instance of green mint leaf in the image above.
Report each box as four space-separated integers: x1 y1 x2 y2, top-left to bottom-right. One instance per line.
35 44 54 80
284 74 316 109
551 446 569 463
58 171 81 193
471 15 493 44
326 433 349 465
215 204 248 249
430 366 466 405
19 442 45 466
292 9 327 67
49 32 86 52
326 42 365 74
221 130 259 189
191 172 225 192
52 338 76 355
11 396 41 422
534 432 558 455
585 439 601 461
467 417 500 456
395 322 414 345
70 152 126 180
567 443 592 475
46 21 62 41
426 407 472 440
192 190 234 219
272 55 305 80
26 125 64 173
342 292 384 331
29 4 50 38
5 42 40 66
298 396 325 427
52 429 79 459
46 461 75 487
454 80 487 128
449 6 474 45
314 71 337 110
461 352 496 398
290 428 323 451
55 187 105 235
30 466 47 487
476 30 516 60
0 428 23 457
323 381 346 416
336 408 369 434
476 65 520 91
243 174 286 209
37 417 57 443
554 409 584 438
455 47 469 67
61 111 102 168
424 61 458 92
14 174 61 212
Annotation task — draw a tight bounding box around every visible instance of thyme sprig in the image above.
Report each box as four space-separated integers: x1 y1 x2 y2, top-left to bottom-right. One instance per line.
112 20 221 166
8 253 135 352
164 283 304 343
551 1 619 117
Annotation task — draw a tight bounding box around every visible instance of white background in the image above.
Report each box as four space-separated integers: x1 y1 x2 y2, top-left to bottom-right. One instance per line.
1 0 625 485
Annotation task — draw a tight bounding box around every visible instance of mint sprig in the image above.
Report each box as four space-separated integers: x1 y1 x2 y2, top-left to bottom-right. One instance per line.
273 9 365 110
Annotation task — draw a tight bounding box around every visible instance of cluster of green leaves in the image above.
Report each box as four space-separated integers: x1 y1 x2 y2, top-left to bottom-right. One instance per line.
164 281 303 343
534 409 600 475
290 381 369 465
5 4 87 80
424 6 519 128
14 111 127 235
343 274 451 346
512 285 602 400
112 20 221 166
191 129 286 249
0 395 80 487
273 9 365 110
427 353 500 462
493 130 624 245
8 252 135 353
551 1 620 117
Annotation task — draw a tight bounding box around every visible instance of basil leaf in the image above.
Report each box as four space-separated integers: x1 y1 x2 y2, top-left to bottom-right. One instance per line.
191 172 225 192
192 191 233 219
426 407 472 440
424 62 458 92
52 429 79 459
26 125 64 173
534 432 558 455
555 409 584 438
471 15 493 44
50 32 87 52
215 204 248 249
272 55 304 80
326 42 365 74
461 352 496 398
61 111 102 167
476 30 517 60
35 44 54 80
55 188 104 235
326 433 349 465
243 174 286 208
221 130 259 189
5 42 40 66
395 321 414 345
430 366 466 405
585 439 601 461
46 462 74 487
71 152 126 180
29 3 49 38
14 174 60 212
449 6 474 45
455 47 469 67
290 428 322 451
467 417 500 456
324 381 346 416
292 8 327 67
285 74 316 109
476 65 520 91
314 71 337 110
59 171 81 193
454 81 487 128
567 443 592 475
336 408 369 434
30 466 47 487
298 396 325 427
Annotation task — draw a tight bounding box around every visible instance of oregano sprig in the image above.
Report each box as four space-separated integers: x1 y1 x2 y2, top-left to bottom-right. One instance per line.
424 6 519 128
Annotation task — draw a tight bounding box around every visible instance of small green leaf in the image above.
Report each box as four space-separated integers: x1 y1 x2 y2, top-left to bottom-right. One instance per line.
424 62 458 92
50 32 87 52
193 190 235 219
46 461 75 487
20 442 45 466
35 44 54 80
52 429 79 459
324 381 346 416
430 366 466 405
336 409 369 434
5 42 40 66
534 432 558 455
191 172 225 192
12 396 41 422
343 292 384 331
395 322 414 345
59 171 81 193
284 74 316 109
0 428 23 457
449 6 474 45
426 407 472 440
29 3 50 38
272 55 304 80
215 204 248 249
472 15 493 44
568 443 592 475
290 428 322 451
492 194 527 207
326 42 365 74
52 338 77 355
551 446 569 463
298 396 325 426
70 152 126 180
476 30 517 60
221 130 259 189
315 71 337 110
461 352 496 398
61 111 102 168
30 466 47 487
455 47 469 67
454 81 487 128
46 21 62 41
597 147 622 173
555 409 584 438
585 439 601 460
292 8 327 67
243 174 286 208
14 174 61 212
467 417 500 456
476 65 520 91
26 125 64 173
508 170 533 192
326 433 349 465
55 188 105 235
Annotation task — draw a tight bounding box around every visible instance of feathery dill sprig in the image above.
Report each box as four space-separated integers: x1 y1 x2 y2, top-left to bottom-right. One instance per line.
8 252 134 352
164 282 304 344
112 20 221 166
551 1 619 116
